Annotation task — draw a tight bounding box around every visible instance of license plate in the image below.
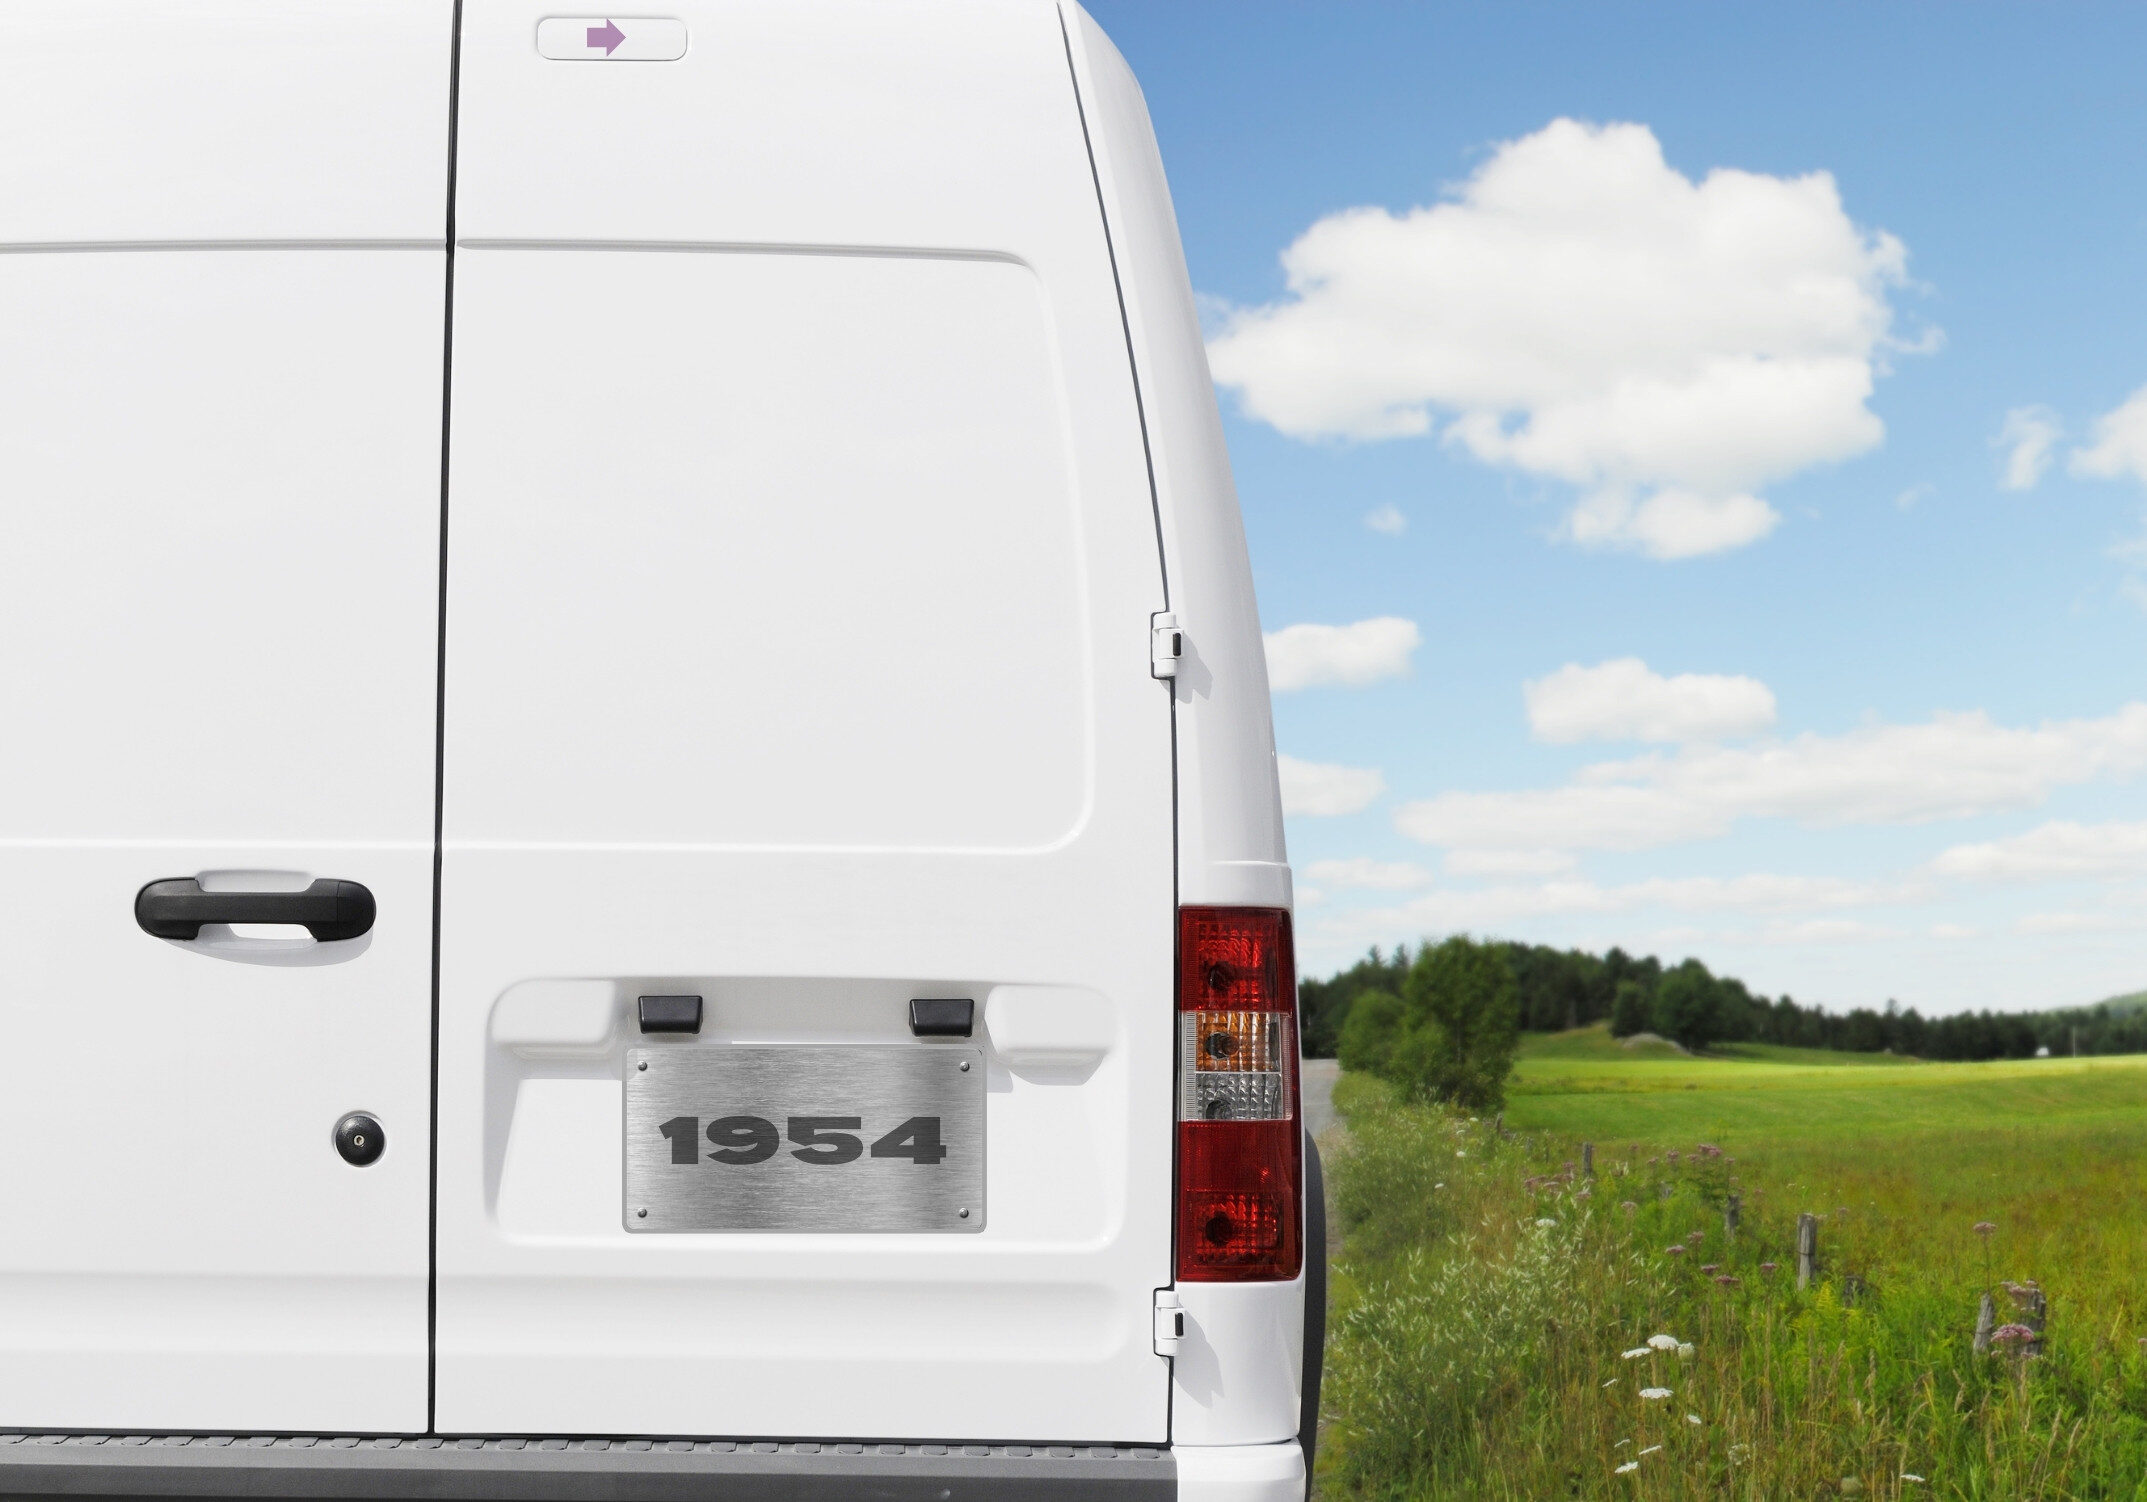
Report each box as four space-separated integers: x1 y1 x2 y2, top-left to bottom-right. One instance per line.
624 1045 984 1233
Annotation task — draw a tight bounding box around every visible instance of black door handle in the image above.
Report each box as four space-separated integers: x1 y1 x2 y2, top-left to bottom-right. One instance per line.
135 878 376 942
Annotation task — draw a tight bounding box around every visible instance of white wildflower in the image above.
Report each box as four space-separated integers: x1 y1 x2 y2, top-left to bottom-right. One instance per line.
1535 1218 1557 1228
1677 1342 1695 1360
1685 1414 1702 1425
1902 1476 1925 1485
1621 1348 1649 1360
1433 1182 1445 1190
1614 1461 1638 1475
1647 1333 1679 1351
1613 1440 1631 1449
1602 1378 1617 1387
1639 1445 1662 1456
1639 1387 1671 1401
1456 1150 1467 1158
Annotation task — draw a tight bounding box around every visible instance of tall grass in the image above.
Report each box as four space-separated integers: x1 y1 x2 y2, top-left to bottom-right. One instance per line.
1319 1072 2147 1500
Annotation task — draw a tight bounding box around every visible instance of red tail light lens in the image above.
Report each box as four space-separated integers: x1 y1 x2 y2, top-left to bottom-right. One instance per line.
1175 907 1300 1282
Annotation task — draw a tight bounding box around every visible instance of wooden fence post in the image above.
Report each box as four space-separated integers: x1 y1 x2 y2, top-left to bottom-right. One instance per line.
1795 1212 1818 1290
2013 1284 2048 1357
1724 1192 1740 1240
1582 1142 1594 1179
1973 1292 1994 1353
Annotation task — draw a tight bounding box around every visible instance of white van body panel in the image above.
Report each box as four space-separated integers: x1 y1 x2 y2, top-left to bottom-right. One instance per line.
0 0 452 244
1061 7 1289 914
0 1 450 1431
436 0 1176 1443
1063 7 1303 1446
1176 1442 1308 1502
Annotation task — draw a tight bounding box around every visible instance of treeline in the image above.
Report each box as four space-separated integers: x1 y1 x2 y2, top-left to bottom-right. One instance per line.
1299 941 2147 1061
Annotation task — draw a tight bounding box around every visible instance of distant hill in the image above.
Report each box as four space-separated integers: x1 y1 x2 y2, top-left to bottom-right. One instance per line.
2091 990 2147 1015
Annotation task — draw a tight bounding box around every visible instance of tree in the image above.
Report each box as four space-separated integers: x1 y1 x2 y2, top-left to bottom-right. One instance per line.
1336 989 1406 1078
1610 979 1651 1038
1298 945 1410 1058
1392 937 1522 1110
1652 960 1725 1051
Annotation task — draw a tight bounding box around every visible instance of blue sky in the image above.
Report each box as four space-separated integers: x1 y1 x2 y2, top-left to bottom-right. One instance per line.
1086 1 2147 1013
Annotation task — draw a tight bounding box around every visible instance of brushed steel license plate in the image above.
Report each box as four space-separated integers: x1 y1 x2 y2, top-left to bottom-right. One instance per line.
624 1045 984 1233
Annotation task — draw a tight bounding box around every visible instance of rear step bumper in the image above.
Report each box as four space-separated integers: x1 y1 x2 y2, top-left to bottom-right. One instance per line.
0 1434 1175 1500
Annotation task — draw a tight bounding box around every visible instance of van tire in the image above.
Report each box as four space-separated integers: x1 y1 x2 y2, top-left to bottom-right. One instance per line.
1299 1128 1327 1497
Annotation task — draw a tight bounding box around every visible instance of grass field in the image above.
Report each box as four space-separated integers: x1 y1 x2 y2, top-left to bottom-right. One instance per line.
1317 1027 2147 1499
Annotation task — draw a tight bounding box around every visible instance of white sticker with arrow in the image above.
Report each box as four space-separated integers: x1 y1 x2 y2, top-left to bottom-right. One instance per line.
536 17 688 61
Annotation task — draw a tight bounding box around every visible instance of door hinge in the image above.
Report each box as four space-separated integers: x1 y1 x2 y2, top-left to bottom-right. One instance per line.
1153 1288 1185 1356
1150 612 1183 680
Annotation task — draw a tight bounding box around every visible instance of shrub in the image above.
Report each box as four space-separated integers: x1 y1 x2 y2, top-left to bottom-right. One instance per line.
1394 936 1521 1111
1337 989 1406 1078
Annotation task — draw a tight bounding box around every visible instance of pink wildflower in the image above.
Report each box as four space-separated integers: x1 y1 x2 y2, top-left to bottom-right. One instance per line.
1990 1323 2035 1346
1666 1245 1686 1256
1759 1261 1778 1273
1973 1221 1996 1238
1700 1264 1720 1274
1713 1275 1739 1286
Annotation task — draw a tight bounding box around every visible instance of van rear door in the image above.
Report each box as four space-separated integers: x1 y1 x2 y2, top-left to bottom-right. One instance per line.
0 1 451 1432
434 1 1175 1441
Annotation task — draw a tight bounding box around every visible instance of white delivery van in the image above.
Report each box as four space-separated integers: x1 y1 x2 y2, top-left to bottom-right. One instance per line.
0 3 1317 1499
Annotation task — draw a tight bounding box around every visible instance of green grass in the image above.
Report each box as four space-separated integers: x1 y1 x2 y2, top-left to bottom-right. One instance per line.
1316 1030 2147 1500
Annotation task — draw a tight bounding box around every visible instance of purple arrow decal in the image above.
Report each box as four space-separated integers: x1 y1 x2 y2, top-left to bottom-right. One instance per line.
587 19 625 54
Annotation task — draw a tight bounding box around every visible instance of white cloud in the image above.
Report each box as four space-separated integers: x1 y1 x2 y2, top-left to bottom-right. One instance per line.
1396 703 2147 856
1930 923 1978 940
1278 755 1385 817
1363 502 1408 535
1749 918 1900 946
1444 849 1578 877
2016 911 2121 935
1264 616 1421 691
1309 870 1912 937
2071 386 2147 485
1929 818 2147 880
1558 486 1780 560
1524 657 1777 743
1206 118 1920 560
1303 857 1431 889
1996 406 2061 491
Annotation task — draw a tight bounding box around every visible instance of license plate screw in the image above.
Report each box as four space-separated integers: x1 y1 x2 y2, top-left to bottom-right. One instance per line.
637 1062 648 1072
959 1061 970 1072
958 1208 970 1219
637 1208 648 1218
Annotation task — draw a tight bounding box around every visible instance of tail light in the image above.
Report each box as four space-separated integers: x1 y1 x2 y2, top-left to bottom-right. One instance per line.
1175 907 1301 1281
